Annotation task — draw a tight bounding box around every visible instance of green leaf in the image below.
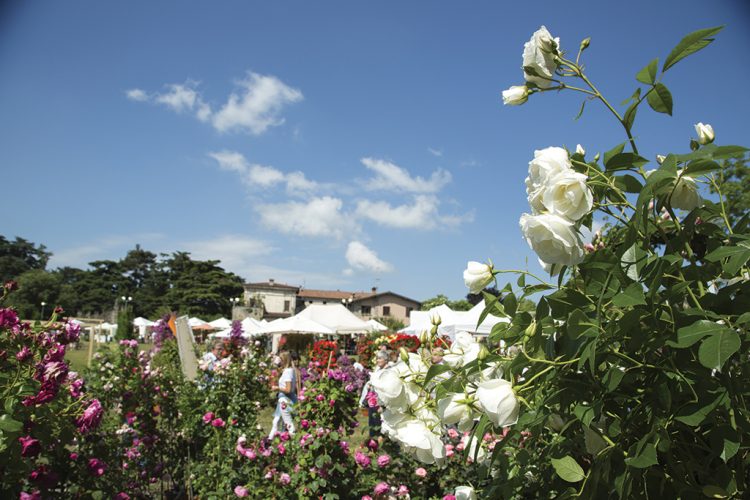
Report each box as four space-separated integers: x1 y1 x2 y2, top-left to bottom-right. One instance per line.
551 456 586 483
603 366 625 392
568 309 597 339
663 26 724 72
682 158 720 177
0 414 22 433
625 442 658 468
605 153 650 172
675 392 727 426
574 100 586 121
636 58 658 85
423 363 452 386
613 174 643 193
702 485 729 498
603 142 626 166
574 403 595 427
707 144 749 159
621 244 648 281
611 283 646 307
646 83 673 115
623 100 638 131
698 329 740 371
668 319 727 348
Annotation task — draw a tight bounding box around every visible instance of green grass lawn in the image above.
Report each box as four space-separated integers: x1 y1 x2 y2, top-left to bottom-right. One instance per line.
64 341 153 372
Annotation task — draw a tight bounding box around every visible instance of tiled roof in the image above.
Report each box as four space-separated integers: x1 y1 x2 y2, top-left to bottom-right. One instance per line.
244 281 299 291
298 289 376 300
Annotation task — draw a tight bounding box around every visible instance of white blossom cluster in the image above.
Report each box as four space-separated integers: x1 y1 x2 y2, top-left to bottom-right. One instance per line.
520 146 592 269
369 331 519 465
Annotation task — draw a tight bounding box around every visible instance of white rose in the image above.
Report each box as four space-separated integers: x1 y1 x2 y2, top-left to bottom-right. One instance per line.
444 331 481 367
670 173 701 211
370 368 407 409
475 378 520 427
463 261 494 294
694 122 715 145
525 147 572 214
461 434 487 463
520 213 585 267
502 85 529 105
455 485 478 500
575 144 585 156
437 392 476 431
542 170 593 221
395 418 445 464
522 26 560 88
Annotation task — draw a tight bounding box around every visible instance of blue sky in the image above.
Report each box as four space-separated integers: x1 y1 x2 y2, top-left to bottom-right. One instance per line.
1 0 749 302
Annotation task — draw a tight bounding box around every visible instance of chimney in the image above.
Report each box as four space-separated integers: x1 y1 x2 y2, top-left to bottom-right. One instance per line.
269 279 275 285
371 286 377 293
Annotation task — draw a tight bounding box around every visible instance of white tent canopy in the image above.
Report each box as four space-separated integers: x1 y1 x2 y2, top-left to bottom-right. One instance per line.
367 319 388 332
259 315 334 335
296 304 374 334
211 317 265 338
188 317 210 328
398 300 508 339
208 317 232 330
133 317 155 327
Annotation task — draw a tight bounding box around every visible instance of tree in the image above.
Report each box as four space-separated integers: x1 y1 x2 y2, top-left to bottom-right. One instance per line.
709 155 749 228
0 236 51 283
7 269 61 319
466 286 502 306
420 294 473 311
163 252 244 317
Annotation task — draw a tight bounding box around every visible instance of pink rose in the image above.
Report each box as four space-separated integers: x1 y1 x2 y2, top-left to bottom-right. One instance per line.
373 482 390 495
397 485 409 496
202 412 214 424
234 485 249 497
280 473 291 485
211 418 225 428
377 454 391 467
415 467 427 478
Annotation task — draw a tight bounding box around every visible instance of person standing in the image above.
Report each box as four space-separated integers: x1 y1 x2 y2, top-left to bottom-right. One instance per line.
359 350 389 438
268 351 299 438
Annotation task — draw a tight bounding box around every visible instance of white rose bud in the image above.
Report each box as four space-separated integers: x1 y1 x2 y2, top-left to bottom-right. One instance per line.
520 213 585 267
502 85 529 106
463 261 495 294
455 486 478 500
525 147 573 214
475 378 520 427
575 144 585 156
542 170 593 221
694 122 715 145
522 26 561 89
670 172 702 211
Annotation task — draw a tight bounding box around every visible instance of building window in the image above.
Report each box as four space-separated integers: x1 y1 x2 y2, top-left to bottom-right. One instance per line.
383 306 391 316
361 305 371 315
284 300 290 312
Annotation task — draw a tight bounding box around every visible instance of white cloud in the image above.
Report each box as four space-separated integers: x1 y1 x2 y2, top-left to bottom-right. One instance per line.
428 147 443 157
345 241 393 273
209 150 248 173
355 195 437 229
209 150 317 193
127 72 302 135
125 88 149 102
154 83 202 113
248 164 286 188
361 157 451 193
211 72 303 135
184 235 273 279
256 196 357 239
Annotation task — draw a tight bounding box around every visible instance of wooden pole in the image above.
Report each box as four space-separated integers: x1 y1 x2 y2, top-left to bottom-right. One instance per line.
87 325 97 367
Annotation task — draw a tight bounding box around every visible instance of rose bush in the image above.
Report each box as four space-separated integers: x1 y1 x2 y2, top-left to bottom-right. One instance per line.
375 24 750 499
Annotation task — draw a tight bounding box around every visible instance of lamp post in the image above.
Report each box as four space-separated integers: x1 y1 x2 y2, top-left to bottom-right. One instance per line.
40 301 46 320
121 296 133 307
341 297 353 310
230 297 241 318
